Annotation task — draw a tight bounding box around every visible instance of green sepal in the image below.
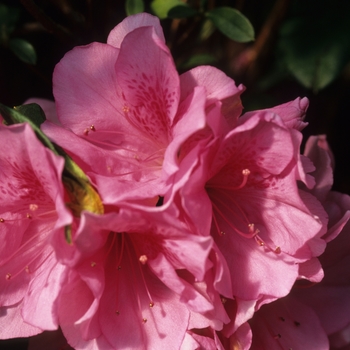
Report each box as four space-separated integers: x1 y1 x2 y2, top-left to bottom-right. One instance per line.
65 225 73 245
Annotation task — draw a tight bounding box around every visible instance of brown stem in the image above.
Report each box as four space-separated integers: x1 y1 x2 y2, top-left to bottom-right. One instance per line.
231 0 291 81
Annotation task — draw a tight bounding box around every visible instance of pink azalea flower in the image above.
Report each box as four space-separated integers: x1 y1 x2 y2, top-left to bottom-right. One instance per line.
40 13 244 205
292 135 350 347
246 135 350 350
177 108 327 306
52 205 215 349
0 123 72 337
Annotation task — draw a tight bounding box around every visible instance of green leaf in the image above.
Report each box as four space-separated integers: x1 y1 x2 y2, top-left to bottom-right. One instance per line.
9 38 37 65
279 5 350 92
206 7 254 43
168 5 197 19
125 0 144 16
199 19 215 41
14 103 46 127
151 0 184 19
180 53 216 69
0 4 19 37
0 103 56 153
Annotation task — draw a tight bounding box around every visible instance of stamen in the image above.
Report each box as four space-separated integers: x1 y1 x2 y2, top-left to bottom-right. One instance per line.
91 262 96 267
26 213 32 219
5 273 11 280
0 218 4 223
84 128 89 135
142 318 147 323
115 310 120 315
221 297 227 304
123 106 130 113
90 125 95 131
149 302 154 308
211 201 257 239
209 169 250 191
274 334 281 340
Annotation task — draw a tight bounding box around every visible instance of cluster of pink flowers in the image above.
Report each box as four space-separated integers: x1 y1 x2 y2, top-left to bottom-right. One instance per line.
1 13 349 350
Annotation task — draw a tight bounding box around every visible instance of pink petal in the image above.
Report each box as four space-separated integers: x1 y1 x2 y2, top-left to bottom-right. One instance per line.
241 97 309 131
180 65 244 127
115 25 180 145
304 135 334 202
53 42 122 134
249 296 329 350
0 302 42 338
107 13 165 48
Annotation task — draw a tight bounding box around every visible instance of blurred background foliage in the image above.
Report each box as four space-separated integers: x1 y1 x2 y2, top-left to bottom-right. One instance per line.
0 0 349 348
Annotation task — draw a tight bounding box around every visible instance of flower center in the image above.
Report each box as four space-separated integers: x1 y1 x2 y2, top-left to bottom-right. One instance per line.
207 169 281 254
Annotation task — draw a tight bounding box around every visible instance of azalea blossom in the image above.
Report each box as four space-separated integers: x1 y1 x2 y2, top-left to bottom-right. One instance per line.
0 123 71 337
177 101 327 303
40 13 243 207
243 135 350 350
2 10 348 350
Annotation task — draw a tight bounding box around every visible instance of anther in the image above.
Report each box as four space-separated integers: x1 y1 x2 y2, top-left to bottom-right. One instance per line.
90 125 95 131
221 297 227 304
142 318 147 323
115 310 120 315
91 262 96 267
248 224 259 235
117 265 122 270
84 128 89 135
26 213 32 219
233 169 250 190
29 204 38 211
139 255 148 265
0 218 4 223
273 334 281 339
25 266 30 273
5 273 11 280
123 106 130 113
255 236 265 246
274 246 281 254
149 301 154 308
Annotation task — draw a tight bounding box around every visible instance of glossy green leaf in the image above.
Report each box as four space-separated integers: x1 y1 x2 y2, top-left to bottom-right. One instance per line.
180 54 216 69
168 5 197 19
9 38 37 65
14 103 46 127
151 0 184 19
0 103 56 153
279 7 350 92
125 0 144 16
206 7 254 43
